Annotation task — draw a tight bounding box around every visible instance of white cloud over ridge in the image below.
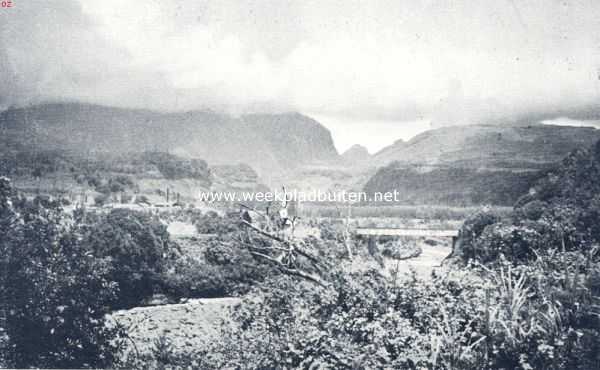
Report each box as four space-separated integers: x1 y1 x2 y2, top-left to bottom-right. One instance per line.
2 0 600 130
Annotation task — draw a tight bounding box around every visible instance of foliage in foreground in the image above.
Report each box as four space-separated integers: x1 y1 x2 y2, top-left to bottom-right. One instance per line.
0 178 183 368
142 141 600 370
457 141 600 264
144 250 599 370
160 238 278 298
81 208 176 308
4 140 600 369
0 178 123 368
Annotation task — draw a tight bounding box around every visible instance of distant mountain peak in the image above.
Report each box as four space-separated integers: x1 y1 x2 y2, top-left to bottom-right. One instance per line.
342 144 371 163
343 144 370 154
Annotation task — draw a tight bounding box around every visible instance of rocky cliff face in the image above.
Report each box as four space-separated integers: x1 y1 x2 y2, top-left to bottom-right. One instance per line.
0 103 340 178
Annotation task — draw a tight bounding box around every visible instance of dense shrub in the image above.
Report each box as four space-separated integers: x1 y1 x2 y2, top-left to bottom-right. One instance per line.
318 219 346 241
94 192 110 206
194 211 239 235
0 178 122 368
457 140 600 263
83 208 175 308
161 241 275 299
514 199 547 221
170 141 600 370
164 252 600 370
454 208 502 261
160 255 231 298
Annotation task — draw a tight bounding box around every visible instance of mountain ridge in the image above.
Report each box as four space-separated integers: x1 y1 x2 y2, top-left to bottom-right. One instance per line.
373 123 600 168
364 123 600 205
0 102 340 180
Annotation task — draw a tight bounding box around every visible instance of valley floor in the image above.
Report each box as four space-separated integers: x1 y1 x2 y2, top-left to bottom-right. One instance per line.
110 237 452 360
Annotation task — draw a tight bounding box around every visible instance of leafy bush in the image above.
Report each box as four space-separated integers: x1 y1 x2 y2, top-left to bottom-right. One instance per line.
160 255 230 298
171 253 600 370
0 178 122 368
458 140 600 263
514 200 547 221
454 208 502 261
318 219 346 241
142 141 600 370
83 208 175 308
161 238 278 299
94 192 110 206
184 270 484 369
194 211 239 235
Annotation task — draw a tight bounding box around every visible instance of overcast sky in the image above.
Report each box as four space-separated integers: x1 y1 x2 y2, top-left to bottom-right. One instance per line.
2 0 600 152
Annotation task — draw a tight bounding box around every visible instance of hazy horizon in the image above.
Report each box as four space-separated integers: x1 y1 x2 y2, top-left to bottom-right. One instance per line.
2 0 600 151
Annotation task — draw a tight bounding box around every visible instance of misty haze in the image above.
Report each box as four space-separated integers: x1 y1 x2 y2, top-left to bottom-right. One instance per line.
2 1 600 369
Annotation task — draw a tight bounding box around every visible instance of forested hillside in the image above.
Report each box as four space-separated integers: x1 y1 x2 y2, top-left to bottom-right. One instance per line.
365 124 600 205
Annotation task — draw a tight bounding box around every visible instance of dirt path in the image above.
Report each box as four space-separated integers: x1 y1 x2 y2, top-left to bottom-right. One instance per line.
109 297 240 356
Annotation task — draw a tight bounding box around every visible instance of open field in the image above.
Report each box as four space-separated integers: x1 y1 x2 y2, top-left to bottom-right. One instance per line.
299 204 512 220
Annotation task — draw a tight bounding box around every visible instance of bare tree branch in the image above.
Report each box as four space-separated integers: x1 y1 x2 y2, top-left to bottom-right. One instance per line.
248 251 327 287
240 219 330 285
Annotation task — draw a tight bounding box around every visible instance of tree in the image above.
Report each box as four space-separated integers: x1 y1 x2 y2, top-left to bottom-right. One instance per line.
83 208 174 308
0 178 122 368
